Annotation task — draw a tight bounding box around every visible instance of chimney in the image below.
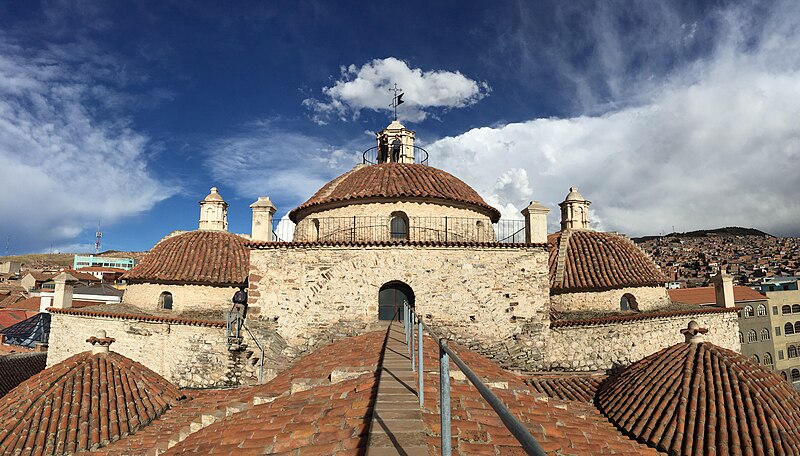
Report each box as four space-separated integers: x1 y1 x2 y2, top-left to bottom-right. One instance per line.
521 201 550 244
711 272 735 308
86 330 115 355
52 272 79 309
250 196 277 242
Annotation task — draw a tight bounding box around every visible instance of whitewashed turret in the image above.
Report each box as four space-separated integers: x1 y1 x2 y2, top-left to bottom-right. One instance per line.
559 187 591 230
521 201 550 244
250 196 277 242
199 187 229 231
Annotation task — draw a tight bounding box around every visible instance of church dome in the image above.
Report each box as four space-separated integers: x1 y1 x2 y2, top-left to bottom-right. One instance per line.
124 230 249 286
289 162 501 223
548 230 666 293
597 325 800 455
0 342 184 454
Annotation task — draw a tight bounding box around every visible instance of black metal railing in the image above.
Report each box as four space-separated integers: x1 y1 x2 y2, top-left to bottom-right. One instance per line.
279 216 525 243
362 144 429 165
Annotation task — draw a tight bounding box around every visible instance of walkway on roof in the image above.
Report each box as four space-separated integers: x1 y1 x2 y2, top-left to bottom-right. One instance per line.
367 320 427 455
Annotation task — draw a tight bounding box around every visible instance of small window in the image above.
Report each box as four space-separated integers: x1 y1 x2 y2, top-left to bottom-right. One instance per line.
757 304 767 316
795 321 800 334
786 322 795 336
158 291 173 310
776 326 782 336
783 305 792 315
761 328 771 341
747 330 757 343
792 369 800 382
782 371 788 380
779 350 785 360
390 213 409 240
773 306 779 315
738 332 744 344
794 304 800 313
744 306 754 318
751 354 759 363
789 346 798 359
620 293 638 311
764 353 773 365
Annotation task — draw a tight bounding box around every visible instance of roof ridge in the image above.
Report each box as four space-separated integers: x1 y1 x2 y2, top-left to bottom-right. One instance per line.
554 229 572 286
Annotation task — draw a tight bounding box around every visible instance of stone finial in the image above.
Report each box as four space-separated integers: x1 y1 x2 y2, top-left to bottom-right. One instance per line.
86 330 115 354
521 201 550 244
681 320 709 344
199 186 229 231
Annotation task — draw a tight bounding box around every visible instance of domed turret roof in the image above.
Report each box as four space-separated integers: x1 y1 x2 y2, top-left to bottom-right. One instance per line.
548 230 666 293
597 325 800 455
202 186 226 202
289 163 501 222
0 346 184 454
562 186 587 203
123 230 249 286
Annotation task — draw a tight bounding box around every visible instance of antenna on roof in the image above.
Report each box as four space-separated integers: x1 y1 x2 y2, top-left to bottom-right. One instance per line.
388 83 404 120
95 222 102 254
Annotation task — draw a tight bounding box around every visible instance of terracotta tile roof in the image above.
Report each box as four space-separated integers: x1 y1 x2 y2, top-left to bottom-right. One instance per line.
523 375 606 402
0 309 37 330
597 340 800 455
550 306 737 328
249 239 546 248
416 336 657 455
667 285 767 305
0 350 185 454
24 271 55 282
122 230 249 286
548 230 668 293
47 307 225 327
61 269 101 282
5 296 40 311
289 163 502 222
165 373 378 455
0 352 46 397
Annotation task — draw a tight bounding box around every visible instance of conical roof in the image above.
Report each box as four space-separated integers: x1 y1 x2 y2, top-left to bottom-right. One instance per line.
289 162 501 222
597 328 800 455
0 349 184 454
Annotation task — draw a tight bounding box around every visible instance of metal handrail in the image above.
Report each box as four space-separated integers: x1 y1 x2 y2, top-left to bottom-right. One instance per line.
242 322 265 384
404 303 546 456
362 144 429 165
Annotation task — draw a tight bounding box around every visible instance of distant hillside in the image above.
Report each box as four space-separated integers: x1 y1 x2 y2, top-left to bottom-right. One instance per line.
0 253 77 268
633 226 772 243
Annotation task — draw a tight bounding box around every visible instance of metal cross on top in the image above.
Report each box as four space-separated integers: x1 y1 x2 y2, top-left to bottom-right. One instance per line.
388 83 405 120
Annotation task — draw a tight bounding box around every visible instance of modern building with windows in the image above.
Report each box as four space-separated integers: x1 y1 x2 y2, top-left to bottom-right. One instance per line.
73 255 136 271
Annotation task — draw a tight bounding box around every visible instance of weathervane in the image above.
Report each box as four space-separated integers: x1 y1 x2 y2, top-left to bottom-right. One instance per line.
388 83 404 120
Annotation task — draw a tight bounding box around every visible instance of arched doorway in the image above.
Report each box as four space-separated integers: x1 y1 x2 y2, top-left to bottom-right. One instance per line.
379 282 414 321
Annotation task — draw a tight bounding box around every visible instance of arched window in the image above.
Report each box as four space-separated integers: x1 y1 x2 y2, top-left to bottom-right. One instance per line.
312 218 320 241
792 369 800 382
747 330 757 343
757 304 767 316
743 306 754 317
783 305 792 314
158 291 173 310
390 212 409 240
795 321 800 334
794 304 800 313
789 346 797 358
783 371 788 380
764 353 773 365
620 293 638 312
786 322 795 335
751 354 759 364
738 332 744 344
761 328 771 341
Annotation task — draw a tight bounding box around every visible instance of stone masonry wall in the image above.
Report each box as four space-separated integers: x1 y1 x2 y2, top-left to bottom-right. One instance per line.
123 283 236 312
47 313 249 388
547 311 740 372
550 286 672 313
249 245 551 369
293 200 495 242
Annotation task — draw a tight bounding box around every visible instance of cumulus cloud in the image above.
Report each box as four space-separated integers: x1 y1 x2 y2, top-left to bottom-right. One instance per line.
303 57 489 124
429 1 800 237
0 35 174 253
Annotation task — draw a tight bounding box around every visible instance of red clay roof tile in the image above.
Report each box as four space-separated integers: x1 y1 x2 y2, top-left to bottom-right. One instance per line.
548 230 667 293
667 285 767 305
47 307 225 327
0 352 46 397
122 230 249 286
550 306 738 328
289 163 502 222
0 350 184 454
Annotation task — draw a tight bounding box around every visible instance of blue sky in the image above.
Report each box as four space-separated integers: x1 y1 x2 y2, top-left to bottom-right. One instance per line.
1 0 798 254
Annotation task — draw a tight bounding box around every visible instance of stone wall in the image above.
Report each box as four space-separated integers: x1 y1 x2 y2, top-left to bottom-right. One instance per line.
546 310 740 372
550 286 672 312
123 282 236 312
47 312 262 388
249 244 551 369
293 200 495 242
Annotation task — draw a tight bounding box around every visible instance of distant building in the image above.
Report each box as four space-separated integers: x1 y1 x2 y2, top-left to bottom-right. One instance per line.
0 262 20 274
759 276 800 292
73 255 135 271
76 266 127 283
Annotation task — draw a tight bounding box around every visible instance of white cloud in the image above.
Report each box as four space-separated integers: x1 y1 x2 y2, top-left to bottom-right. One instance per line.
429 1 800 237
0 36 174 253
303 57 489 124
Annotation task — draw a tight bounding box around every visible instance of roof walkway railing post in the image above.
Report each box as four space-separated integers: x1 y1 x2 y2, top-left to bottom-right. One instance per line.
418 317 424 406
439 338 452 456
411 309 416 372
